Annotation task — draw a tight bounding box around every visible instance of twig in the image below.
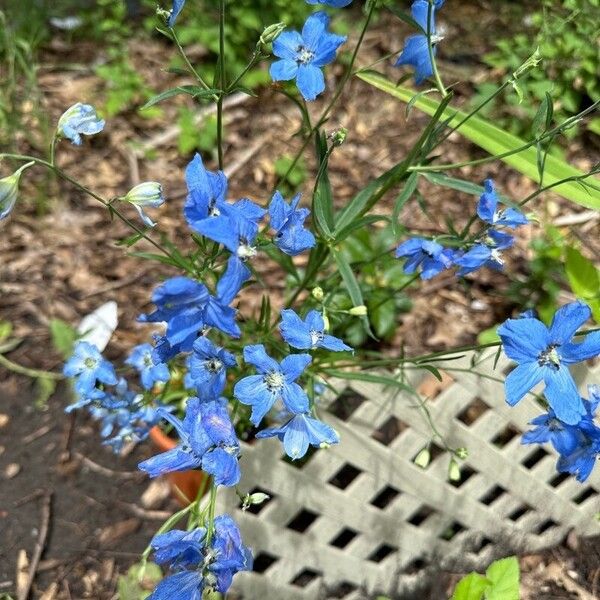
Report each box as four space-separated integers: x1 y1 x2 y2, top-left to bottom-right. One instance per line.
553 209 599 227
80 268 151 299
22 424 53 445
17 491 52 600
117 501 173 521
74 451 143 480
14 488 45 507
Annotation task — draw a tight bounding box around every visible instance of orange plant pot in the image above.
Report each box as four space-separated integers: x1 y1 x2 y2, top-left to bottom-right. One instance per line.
148 426 210 506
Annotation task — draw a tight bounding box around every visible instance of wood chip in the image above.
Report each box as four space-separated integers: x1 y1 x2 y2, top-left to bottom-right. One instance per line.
4 463 21 479
97 518 140 547
0 414 9 428
140 479 170 509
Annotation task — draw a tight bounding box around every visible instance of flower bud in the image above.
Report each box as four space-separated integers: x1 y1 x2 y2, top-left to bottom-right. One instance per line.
322 314 330 331
122 181 165 227
448 458 461 482
260 22 286 49
57 102 105 146
414 447 430 469
349 305 367 316
455 447 468 460
312 286 324 301
329 127 348 147
242 492 270 511
0 162 34 221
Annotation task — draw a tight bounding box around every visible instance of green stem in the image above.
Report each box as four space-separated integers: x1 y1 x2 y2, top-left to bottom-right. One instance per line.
216 0 226 170
49 134 57 167
426 0 447 97
0 352 63 380
205 484 218 544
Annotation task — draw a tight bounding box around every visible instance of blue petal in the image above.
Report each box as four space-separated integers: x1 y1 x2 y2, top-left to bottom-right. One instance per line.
411 0 435 33
504 362 543 406
321 334 352 352
243 344 280 373
193 214 239 253
279 309 312 349
148 571 202 600
204 297 240 338
217 256 250 305
272 30 304 61
234 375 275 425
167 0 187 27
476 179 498 223
497 317 550 362
281 381 310 415
549 301 591 345
301 11 330 51
202 447 240 486
296 64 325 101
561 331 600 364
270 59 298 82
544 366 585 425
281 353 312 381
138 447 200 478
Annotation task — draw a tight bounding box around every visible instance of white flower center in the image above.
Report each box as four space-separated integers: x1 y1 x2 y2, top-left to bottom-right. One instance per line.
310 329 324 348
490 249 504 265
264 371 285 392
538 345 561 369
205 358 223 373
237 243 257 260
296 46 315 65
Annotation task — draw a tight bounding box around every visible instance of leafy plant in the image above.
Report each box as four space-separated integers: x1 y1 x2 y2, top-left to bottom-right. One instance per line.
451 556 520 600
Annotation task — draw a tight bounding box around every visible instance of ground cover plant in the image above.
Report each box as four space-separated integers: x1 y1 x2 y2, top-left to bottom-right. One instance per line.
1 0 600 598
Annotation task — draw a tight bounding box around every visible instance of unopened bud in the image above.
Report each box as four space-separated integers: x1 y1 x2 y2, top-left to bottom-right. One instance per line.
122 181 165 227
260 22 286 49
414 447 430 469
312 286 324 301
513 47 542 79
242 492 270 511
329 127 348 147
455 447 468 460
448 458 461 482
0 162 34 221
349 305 367 316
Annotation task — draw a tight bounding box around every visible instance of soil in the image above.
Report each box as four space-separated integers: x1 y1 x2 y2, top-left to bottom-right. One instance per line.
1 1 600 599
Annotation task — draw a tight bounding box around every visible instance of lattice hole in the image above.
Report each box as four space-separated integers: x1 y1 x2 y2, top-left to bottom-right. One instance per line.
329 527 359 549
456 397 490 425
479 485 507 506
287 509 319 533
282 445 318 469
549 472 570 488
535 519 559 535
253 552 279 573
370 485 401 509
328 463 363 489
327 388 366 421
491 424 520 448
290 568 321 587
367 543 397 563
242 487 275 515
328 582 358 598
572 487 597 505
522 447 549 469
405 557 427 573
475 536 493 553
439 520 467 541
508 504 533 522
407 504 436 526
449 465 477 489
372 416 407 446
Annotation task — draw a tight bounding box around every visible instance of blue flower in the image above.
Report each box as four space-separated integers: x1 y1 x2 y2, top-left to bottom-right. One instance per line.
122 182 165 227
395 0 444 84
395 237 455 279
0 162 33 221
257 413 339 459
125 343 170 390
522 410 581 455
477 179 528 228
148 515 251 599
556 420 600 482
306 0 353 7
455 230 514 276
270 12 347 101
234 345 311 426
280 309 352 351
138 397 241 486
269 191 316 256
498 301 600 424
167 0 186 27
185 337 236 400
184 153 228 232
57 103 105 145
63 341 118 397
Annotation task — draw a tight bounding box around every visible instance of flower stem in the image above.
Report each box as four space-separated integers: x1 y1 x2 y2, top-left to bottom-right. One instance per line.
426 0 447 98
216 0 226 170
0 352 63 380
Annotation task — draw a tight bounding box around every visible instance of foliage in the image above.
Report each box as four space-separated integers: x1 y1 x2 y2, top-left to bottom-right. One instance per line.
473 0 600 137
451 556 520 600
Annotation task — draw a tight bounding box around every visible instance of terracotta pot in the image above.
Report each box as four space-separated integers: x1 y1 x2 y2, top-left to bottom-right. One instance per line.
148 426 210 506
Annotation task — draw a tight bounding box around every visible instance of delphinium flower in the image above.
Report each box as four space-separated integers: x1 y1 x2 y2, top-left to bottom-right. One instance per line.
498 301 600 424
306 0 352 6
454 230 514 276
121 182 165 227
167 0 186 26
395 238 455 280
395 0 445 84
257 413 340 459
234 345 311 426
0 162 34 221
148 515 252 599
280 309 352 351
268 191 316 256
185 336 237 400
63 341 118 398
523 386 600 482
270 11 347 101
126 343 170 390
477 179 529 228
138 397 241 486
56 103 105 145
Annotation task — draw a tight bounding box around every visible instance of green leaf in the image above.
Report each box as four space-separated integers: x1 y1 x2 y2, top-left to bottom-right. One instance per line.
357 70 600 209
321 368 416 394
565 246 600 300
117 562 162 600
485 557 520 600
312 133 335 237
392 172 419 235
423 172 486 196
477 326 501 345
334 215 389 243
35 377 56 409
0 321 13 342
451 573 490 600
140 86 219 110
49 319 78 359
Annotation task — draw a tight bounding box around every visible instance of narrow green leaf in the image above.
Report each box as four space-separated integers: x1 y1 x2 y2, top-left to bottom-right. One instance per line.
334 215 389 243
130 252 186 268
357 70 600 209
321 368 416 394
140 86 219 110
312 133 335 237
565 246 600 300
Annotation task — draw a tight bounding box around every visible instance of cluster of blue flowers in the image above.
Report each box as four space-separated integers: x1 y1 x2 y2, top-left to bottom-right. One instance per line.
148 515 252 599
395 179 529 280
498 302 600 481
